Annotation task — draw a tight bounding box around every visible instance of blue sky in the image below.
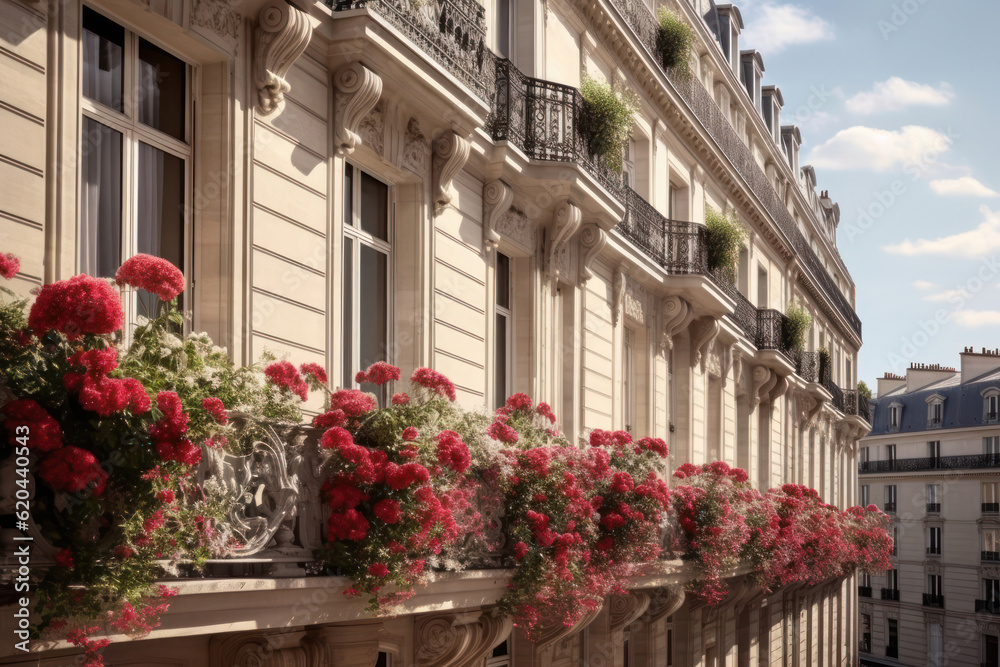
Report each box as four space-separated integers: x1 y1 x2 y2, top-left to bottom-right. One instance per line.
735 0 1000 390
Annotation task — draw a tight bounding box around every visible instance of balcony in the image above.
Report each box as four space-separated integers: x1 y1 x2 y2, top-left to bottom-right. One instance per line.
985 503 1000 514
618 186 707 275
858 585 872 597
881 588 900 601
844 389 871 422
860 454 1000 474
792 350 819 383
923 593 944 608
601 0 862 341
884 502 896 513
983 551 1000 562
976 599 1000 614
926 547 941 556
926 502 941 513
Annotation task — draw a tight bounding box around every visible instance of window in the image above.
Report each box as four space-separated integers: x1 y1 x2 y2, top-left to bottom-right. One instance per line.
929 401 942 426
926 526 941 555
621 137 635 188
928 441 940 462
860 613 871 653
929 623 942 667
861 572 872 588
985 482 1000 513
984 529 1000 561
493 252 512 410
342 164 391 403
886 618 898 658
495 0 511 58
859 447 870 472
375 652 391 667
81 7 191 323
886 569 898 590
884 485 896 513
757 265 768 308
927 573 942 596
623 328 636 433
985 634 999 667
487 639 510 667
889 405 900 430
986 578 1000 602
986 392 999 423
860 484 870 507
886 444 896 464
926 483 941 513
987 436 1000 464
892 526 898 556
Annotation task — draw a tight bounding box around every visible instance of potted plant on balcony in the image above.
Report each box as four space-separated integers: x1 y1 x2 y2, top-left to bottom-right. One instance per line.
655 9 696 80
783 302 812 351
579 74 638 173
704 206 746 282
818 346 831 382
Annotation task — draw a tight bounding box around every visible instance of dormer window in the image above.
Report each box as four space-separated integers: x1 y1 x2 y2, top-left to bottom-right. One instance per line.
926 393 945 429
762 86 783 145
983 388 1000 424
888 402 903 432
740 50 764 112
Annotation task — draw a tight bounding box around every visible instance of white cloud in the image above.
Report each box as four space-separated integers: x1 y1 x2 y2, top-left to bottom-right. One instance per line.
794 110 839 133
807 125 951 172
929 177 999 198
922 289 966 303
913 280 937 290
845 78 953 115
742 3 834 55
953 310 1000 327
883 206 1000 258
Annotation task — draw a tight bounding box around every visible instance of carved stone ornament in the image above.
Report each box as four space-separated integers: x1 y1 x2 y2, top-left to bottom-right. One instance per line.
609 592 651 632
402 118 428 172
415 610 513 667
612 269 626 328
334 62 383 155
733 349 745 395
660 295 693 353
433 131 471 207
306 624 383 667
532 607 602 650
209 630 308 666
750 366 773 411
769 374 789 403
483 180 514 249
496 207 535 253
253 0 313 116
546 201 582 279
623 275 649 326
692 317 720 371
192 0 241 49
644 585 686 622
358 99 386 157
579 223 607 283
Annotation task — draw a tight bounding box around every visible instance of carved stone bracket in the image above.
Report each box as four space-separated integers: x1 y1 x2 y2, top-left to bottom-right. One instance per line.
579 223 607 283
483 180 514 250
305 623 383 666
644 585 686 623
415 609 512 667
210 630 308 666
612 269 626 327
733 349 745 395
750 366 773 411
660 295 693 354
691 317 720 371
609 592 651 632
721 345 734 387
546 201 582 279
433 131 471 207
334 62 383 155
769 374 789 403
532 607 602 650
253 0 313 116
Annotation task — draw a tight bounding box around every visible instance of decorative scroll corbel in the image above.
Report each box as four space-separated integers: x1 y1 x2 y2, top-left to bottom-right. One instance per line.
334 63 383 155
750 366 772 411
609 592 651 632
644 586 686 623
254 0 313 116
769 375 789 403
483 180 514 250
210 630 308 666
579 223 607 283
733 349 745 395
721 345 734 388
531 606 602 650
691 317 720 371
433 131 471 207
546 201 582 279
660 295 693 354
415 610 512 667
612 269 626 327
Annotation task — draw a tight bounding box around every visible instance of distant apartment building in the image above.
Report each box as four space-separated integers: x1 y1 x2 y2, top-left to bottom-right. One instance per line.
860 350 1000 667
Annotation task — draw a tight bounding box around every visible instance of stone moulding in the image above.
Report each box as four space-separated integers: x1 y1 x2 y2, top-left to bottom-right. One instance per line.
253 0 314 116
414 609 513 667
334 62 384 155
579 223 607 283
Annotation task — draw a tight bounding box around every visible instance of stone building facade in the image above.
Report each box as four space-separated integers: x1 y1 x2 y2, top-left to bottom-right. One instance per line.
0 0 868 664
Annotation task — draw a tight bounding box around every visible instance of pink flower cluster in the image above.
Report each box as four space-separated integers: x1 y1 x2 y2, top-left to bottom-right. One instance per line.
28 275 123 339
410 367 456 401
66 347 150 417
264 361 308 401
201 397 227 425
0 252 19 280
355 361 400 386
148 392 201 466
114 254 185 301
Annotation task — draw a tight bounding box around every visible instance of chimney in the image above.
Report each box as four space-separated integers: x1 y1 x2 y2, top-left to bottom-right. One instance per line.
960 346 1000 383
905 363 958 393
877 372 906 397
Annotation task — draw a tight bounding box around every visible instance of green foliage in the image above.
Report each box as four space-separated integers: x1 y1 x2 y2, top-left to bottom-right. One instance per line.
818 346 831 381
579 74 638 173
857 380 872 400
656 9 696 79
783 302 812 351
704 207 747 282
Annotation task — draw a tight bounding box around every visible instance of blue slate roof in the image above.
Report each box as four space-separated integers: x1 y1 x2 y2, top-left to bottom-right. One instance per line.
869 369 1000 436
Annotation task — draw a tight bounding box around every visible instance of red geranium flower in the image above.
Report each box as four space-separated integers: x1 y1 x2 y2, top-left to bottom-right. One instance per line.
0 252 19 280
28 274 123 339
2 398 63 452
299 362 328 387
202 397 227 425
410 367 456 401
264 361 308 401
367 563 390 577
374 498 402 524
391 392 410 405
115 253 185 301
329 389 377 418
355 361 401 386
38 446 107 496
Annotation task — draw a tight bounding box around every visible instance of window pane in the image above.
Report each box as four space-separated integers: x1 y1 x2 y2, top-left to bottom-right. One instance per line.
80 117 122 278
342 238 353 388
496 252 510 309
137 39 186 141
495 312 507 410
82 8 124 111
360 172 388 241
344 163 354 226
359 246 388 402
137 142 185 317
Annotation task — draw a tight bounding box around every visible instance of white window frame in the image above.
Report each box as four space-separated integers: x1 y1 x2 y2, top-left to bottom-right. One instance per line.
885 485 896 512
983 388 1000 423
984 482 1000 512
342 163 393 394
984 528 1000 554
926 526 941 555
860 484 870 507
80 5 193 329
493 251 512 410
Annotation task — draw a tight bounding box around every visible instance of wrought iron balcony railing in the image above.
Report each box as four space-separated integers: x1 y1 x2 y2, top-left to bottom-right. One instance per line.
985 503 1000 514
487 58 625 201
983 551 1000 562
602 0 862 340
844 389 871 422
926 546 941 556
881 588 900 601
618 186 708 275
331 0 493 101
883 502 896 513
977 599 1000 614
926 502 941 513
858 585 872 598
922 594 944 608
860 454 1000 474
792 351 819 383
755 308 788 357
